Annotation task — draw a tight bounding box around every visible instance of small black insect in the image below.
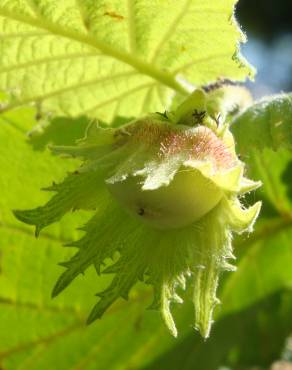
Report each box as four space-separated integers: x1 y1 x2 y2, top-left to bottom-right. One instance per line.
156 111 168 119
138 207 145 216
192 109 206 124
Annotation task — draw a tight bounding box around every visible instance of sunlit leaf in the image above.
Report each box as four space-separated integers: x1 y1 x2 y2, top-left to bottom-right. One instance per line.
231 94 292 153
0 0 252 121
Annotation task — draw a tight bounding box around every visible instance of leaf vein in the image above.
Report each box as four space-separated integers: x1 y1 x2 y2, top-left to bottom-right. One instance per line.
127 0 137 53
0 7 188 95
0 297 84 318
0 222 71 244
173 52 232 74
0 52 100 74
150 0 192 63
84 82 156 115
0 322 83 359
1 70 138 113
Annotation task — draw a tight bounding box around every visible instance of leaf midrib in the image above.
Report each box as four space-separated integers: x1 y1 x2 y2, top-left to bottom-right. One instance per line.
0 7 189 96
0 221 71 244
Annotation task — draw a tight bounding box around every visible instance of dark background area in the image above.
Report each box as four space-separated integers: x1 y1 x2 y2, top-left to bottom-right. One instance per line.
236 0 292 97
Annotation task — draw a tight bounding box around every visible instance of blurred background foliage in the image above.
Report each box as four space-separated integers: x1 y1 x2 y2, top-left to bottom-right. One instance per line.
237 0 292 97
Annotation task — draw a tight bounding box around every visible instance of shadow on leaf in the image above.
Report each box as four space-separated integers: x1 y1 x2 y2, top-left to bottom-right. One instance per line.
143 290 292 370
29 115 133 151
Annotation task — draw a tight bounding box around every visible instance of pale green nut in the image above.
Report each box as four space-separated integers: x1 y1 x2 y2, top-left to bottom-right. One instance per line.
106 105 241 231
107 165 222 229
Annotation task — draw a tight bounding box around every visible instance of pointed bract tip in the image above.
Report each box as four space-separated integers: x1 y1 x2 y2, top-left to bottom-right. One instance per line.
86 310 101 325
51 279 66 298
166 323 178 338
51 288 59 299
13 209 26 222
35 226 41 237
194 323 211 340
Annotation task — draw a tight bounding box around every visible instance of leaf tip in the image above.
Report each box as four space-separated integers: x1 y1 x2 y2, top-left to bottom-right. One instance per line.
86 309 101 325
51 275 68 298
13 209 25 222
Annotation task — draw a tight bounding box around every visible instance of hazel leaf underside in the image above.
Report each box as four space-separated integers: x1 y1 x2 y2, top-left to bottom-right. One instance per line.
0 0 253 121
231 93 292 154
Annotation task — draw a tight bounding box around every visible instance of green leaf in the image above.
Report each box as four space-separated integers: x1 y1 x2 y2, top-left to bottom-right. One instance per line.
231 94 292 154
227 96 292 317
220 218 292 316
218 146 292 316
143 290 292 370
243 148 292 214
0 0 253 121
29 115 91 151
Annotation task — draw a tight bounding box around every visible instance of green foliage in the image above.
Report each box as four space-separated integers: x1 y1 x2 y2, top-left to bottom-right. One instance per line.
143 291 292 370
0 0 291 369
0 0 252 121
231 94 292 152
0 105 292 369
